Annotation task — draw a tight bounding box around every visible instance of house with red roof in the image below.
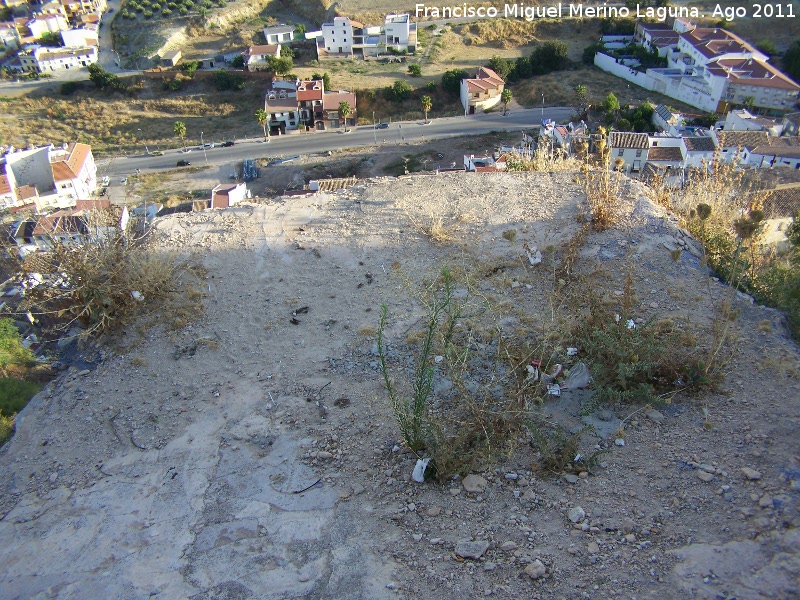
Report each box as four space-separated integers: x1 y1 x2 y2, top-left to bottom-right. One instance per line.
0 142 97 212
460 67 505 115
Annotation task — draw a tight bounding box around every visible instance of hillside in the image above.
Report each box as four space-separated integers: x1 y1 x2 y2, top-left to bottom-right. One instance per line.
1 171 799 599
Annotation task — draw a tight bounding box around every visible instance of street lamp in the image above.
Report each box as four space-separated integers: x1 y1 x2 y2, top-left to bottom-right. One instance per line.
201 131 208 165
373 111 377 145
137 128 149 155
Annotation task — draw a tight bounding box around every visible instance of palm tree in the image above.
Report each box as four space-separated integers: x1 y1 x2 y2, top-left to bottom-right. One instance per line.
338 101 351 132
501 88 512 116
421 95 432 124
173 121 187 152
255 108 269 142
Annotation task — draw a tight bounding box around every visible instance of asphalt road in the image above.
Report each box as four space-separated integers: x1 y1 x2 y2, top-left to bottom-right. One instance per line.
103 106 575 179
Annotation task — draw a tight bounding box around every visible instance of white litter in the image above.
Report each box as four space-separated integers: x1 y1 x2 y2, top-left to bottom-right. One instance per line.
567 347 578 356
131 291 145 301
547 384 561 397
615 438 625 447
412 458 431 483
626 319 636 330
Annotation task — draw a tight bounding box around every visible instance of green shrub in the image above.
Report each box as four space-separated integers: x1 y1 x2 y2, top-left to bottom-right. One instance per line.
0 377 40 417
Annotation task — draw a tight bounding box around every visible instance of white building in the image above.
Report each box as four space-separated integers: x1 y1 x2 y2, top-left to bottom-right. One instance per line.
34 45 97 72
0 143 97 211
244 44 280 72
722 108 784 135
316 13 416 59
595 21 800 113
608 132 650 172
263 24 294 45
27 14 69 39
652 104 683 135
460 67 505 114
211 182 248 209
320 16 357 56
60 26 98 49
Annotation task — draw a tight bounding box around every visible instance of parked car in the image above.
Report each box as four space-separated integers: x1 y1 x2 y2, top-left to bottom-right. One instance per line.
221 141 235 147
176 160 191 167
150 150 164 156
202 142 215 149
375 122 390 129
101 176 110 186
120 177 127 185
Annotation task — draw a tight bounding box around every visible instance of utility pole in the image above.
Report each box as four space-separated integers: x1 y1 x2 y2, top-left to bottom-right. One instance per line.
541 93 544 120
373 111 377 145
201 131 208 165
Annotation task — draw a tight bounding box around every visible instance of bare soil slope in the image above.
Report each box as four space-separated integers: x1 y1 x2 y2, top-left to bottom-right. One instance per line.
1 172 799 599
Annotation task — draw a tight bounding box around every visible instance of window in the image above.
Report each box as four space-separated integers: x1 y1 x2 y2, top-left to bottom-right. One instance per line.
617 148 624 157
635 149 642 157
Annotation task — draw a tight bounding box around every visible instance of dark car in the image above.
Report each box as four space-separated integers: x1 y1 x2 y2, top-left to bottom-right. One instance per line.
375 122 389 129
176 160 191 167
221 141 235 147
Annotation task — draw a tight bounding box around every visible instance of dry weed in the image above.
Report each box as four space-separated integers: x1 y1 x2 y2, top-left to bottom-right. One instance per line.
410 212 455 245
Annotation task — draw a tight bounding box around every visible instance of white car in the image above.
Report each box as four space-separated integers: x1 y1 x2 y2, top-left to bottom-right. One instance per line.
101 176 110 186
202 143 215 149
120 177 127 185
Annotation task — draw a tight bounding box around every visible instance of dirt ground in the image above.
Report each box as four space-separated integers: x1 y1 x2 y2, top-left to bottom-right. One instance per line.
1 168 799 599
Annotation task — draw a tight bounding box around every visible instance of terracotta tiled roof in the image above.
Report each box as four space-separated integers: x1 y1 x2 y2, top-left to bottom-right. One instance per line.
297 80 323 101
75 199 110 210
476 66 504 85
609 132 649 149
322 91 356 110
716 130 770 150
750 146 800 158
707 58 800 91
683 136 716 152
681 28 754 59
647 146 683 161
762 185 800 217
50 142 91 181
0 174 11 196
247 44 279 57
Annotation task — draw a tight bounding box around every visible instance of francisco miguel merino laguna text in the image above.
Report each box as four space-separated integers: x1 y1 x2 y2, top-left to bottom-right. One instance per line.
415 3 701 22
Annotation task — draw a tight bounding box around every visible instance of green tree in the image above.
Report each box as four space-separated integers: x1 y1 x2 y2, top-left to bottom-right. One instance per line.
531 40 569 74
311 71 331 90
575 84 589 113
421 95 432 123
603 92 620 112
174 120 187 152
213 69 246 90
0 319 34 377
338 101 352 131
408 63 422 76
294 23 306 36
501 88 512 116
181 60 201 76
231 54 244 69
441 69 468 94
743 96 756 111
487 55 513 80
784 40 800 81
757 40 778 57
387 79 412 101
267 56 293 75
255 108 269 142
87 63 121 90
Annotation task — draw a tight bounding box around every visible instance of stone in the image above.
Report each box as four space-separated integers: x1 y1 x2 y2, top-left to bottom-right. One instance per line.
697 471 714 482
501 541 518 552
587 542 600 554
645 408 665 424
462 474 488 493
615 438 625 447
412 533 423 542
742 467 762 480
568 506 586 523
455 540 490 560
564 474 579 484
758 495 773 509
483 562 496 572
426 506 441 517
524 559 546 579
